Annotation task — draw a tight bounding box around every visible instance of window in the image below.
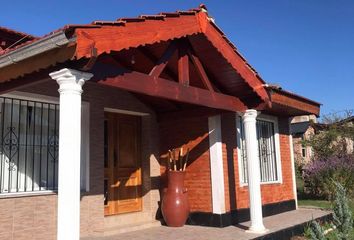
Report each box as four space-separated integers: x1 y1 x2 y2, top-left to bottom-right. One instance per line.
0 97 59 193
237 115 282 184
0 95 89 194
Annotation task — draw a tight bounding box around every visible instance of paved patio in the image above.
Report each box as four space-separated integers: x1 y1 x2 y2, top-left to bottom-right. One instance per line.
83 208 331 240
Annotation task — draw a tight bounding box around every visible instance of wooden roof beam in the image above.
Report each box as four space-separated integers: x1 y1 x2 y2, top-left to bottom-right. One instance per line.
177 41 189 86
157 108 225 122
138 46 178 81
98 70 246 112
187 47 214 92
149 41 177 78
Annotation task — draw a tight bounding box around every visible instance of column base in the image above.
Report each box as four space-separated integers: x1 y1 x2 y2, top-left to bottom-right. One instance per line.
246 226 269 234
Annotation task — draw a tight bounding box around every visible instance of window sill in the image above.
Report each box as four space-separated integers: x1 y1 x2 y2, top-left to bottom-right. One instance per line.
0 190 57 199
0 189 89 199
240 181 283 188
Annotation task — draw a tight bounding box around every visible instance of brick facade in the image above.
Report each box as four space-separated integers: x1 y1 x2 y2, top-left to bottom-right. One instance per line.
222 114 295 211
159 116 212 213
160 113 295 215
0 81 161 239
0 81 296 239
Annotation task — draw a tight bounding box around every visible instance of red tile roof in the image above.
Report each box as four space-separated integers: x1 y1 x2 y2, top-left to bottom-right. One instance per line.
0 4 320 114
0 26 36 54
0 26 36 39
0 4 265 88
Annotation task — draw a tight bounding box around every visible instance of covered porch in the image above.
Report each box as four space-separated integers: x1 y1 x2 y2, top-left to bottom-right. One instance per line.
0 6 321 240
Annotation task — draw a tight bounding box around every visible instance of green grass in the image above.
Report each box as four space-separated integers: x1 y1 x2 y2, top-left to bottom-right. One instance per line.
298 199 354 217
298 199 332 209
296 176 354 212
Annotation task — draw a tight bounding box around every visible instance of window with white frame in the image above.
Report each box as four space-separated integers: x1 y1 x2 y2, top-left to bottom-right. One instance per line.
237 115 282 184
0 95 89 194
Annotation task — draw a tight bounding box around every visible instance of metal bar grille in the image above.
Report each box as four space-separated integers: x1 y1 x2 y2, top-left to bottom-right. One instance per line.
0 97 59 194
238 117 278 183
256 120 278 182
239 117 248 183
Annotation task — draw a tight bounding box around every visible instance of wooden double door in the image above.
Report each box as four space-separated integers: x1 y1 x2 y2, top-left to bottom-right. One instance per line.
104 112 142 216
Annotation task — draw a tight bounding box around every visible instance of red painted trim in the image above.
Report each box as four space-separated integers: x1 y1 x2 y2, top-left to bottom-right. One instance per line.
98 70 247 112
178 41 190 86
188 48 214 92
149 41 177 78
197 12 270 104
73 12 270 104
271 92 320 116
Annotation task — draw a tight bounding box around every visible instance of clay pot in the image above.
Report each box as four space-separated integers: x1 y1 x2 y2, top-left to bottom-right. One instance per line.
161 170 190 227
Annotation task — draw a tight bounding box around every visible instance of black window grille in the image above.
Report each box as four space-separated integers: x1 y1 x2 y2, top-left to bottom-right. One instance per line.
238 117 279 183
0 97 59 194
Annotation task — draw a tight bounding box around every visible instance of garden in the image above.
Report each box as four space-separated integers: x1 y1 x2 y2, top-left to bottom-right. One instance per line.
295 117 354 239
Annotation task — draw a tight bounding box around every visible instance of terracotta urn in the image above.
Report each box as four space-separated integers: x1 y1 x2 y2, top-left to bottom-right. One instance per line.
161 170 190 227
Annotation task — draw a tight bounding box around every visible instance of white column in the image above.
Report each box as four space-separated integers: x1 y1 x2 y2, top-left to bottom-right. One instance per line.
208 115 226 214
242 110 268 233
49 68 93 240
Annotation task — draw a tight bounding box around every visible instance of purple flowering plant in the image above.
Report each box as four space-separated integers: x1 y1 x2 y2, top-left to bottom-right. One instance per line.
303 154 354 200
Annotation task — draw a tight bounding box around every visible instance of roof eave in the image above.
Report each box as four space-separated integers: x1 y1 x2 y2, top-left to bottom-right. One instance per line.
0 30 75 69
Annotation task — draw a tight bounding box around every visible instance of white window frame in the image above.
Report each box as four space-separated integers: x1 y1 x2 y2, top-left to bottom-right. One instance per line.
0 91 90 197
236 113 283 187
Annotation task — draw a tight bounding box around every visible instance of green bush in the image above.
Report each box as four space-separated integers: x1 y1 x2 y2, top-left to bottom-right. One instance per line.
305 182 353 240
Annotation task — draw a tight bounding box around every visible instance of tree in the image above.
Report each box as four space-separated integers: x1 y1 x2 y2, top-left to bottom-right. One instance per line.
305 111 354 161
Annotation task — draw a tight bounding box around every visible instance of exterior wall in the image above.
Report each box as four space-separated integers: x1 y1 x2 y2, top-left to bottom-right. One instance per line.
221 114 295 212
0 195 57 240
159 116 212 213
0 80 298 237
159 113 296 216
0 81 161 239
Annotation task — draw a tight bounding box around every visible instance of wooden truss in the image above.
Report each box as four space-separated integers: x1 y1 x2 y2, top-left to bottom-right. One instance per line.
98 39 246 112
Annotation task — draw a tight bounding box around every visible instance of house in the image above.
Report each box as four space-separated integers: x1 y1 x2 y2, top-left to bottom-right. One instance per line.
290 114 317 165
0 5 321 240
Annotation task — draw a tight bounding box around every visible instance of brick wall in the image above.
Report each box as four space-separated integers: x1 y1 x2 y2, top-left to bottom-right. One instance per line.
0 81 161 239
221 114 295 210
0 79 297 239
159 113 295 214
159 116 212 213
0 195 57 240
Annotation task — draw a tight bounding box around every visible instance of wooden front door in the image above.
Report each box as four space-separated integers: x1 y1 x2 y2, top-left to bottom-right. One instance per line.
104 112 142 216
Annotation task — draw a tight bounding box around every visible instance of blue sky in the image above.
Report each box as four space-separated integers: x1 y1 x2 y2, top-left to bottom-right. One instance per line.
1 0 353 116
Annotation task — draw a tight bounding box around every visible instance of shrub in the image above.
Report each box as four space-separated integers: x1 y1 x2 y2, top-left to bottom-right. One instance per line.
331 182 353 239
305 220 327 240
303 155 354 200
305 182 353 240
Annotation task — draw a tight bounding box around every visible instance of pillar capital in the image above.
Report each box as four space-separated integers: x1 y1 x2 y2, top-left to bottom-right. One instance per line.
49 68 93 95
241 109 259 122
